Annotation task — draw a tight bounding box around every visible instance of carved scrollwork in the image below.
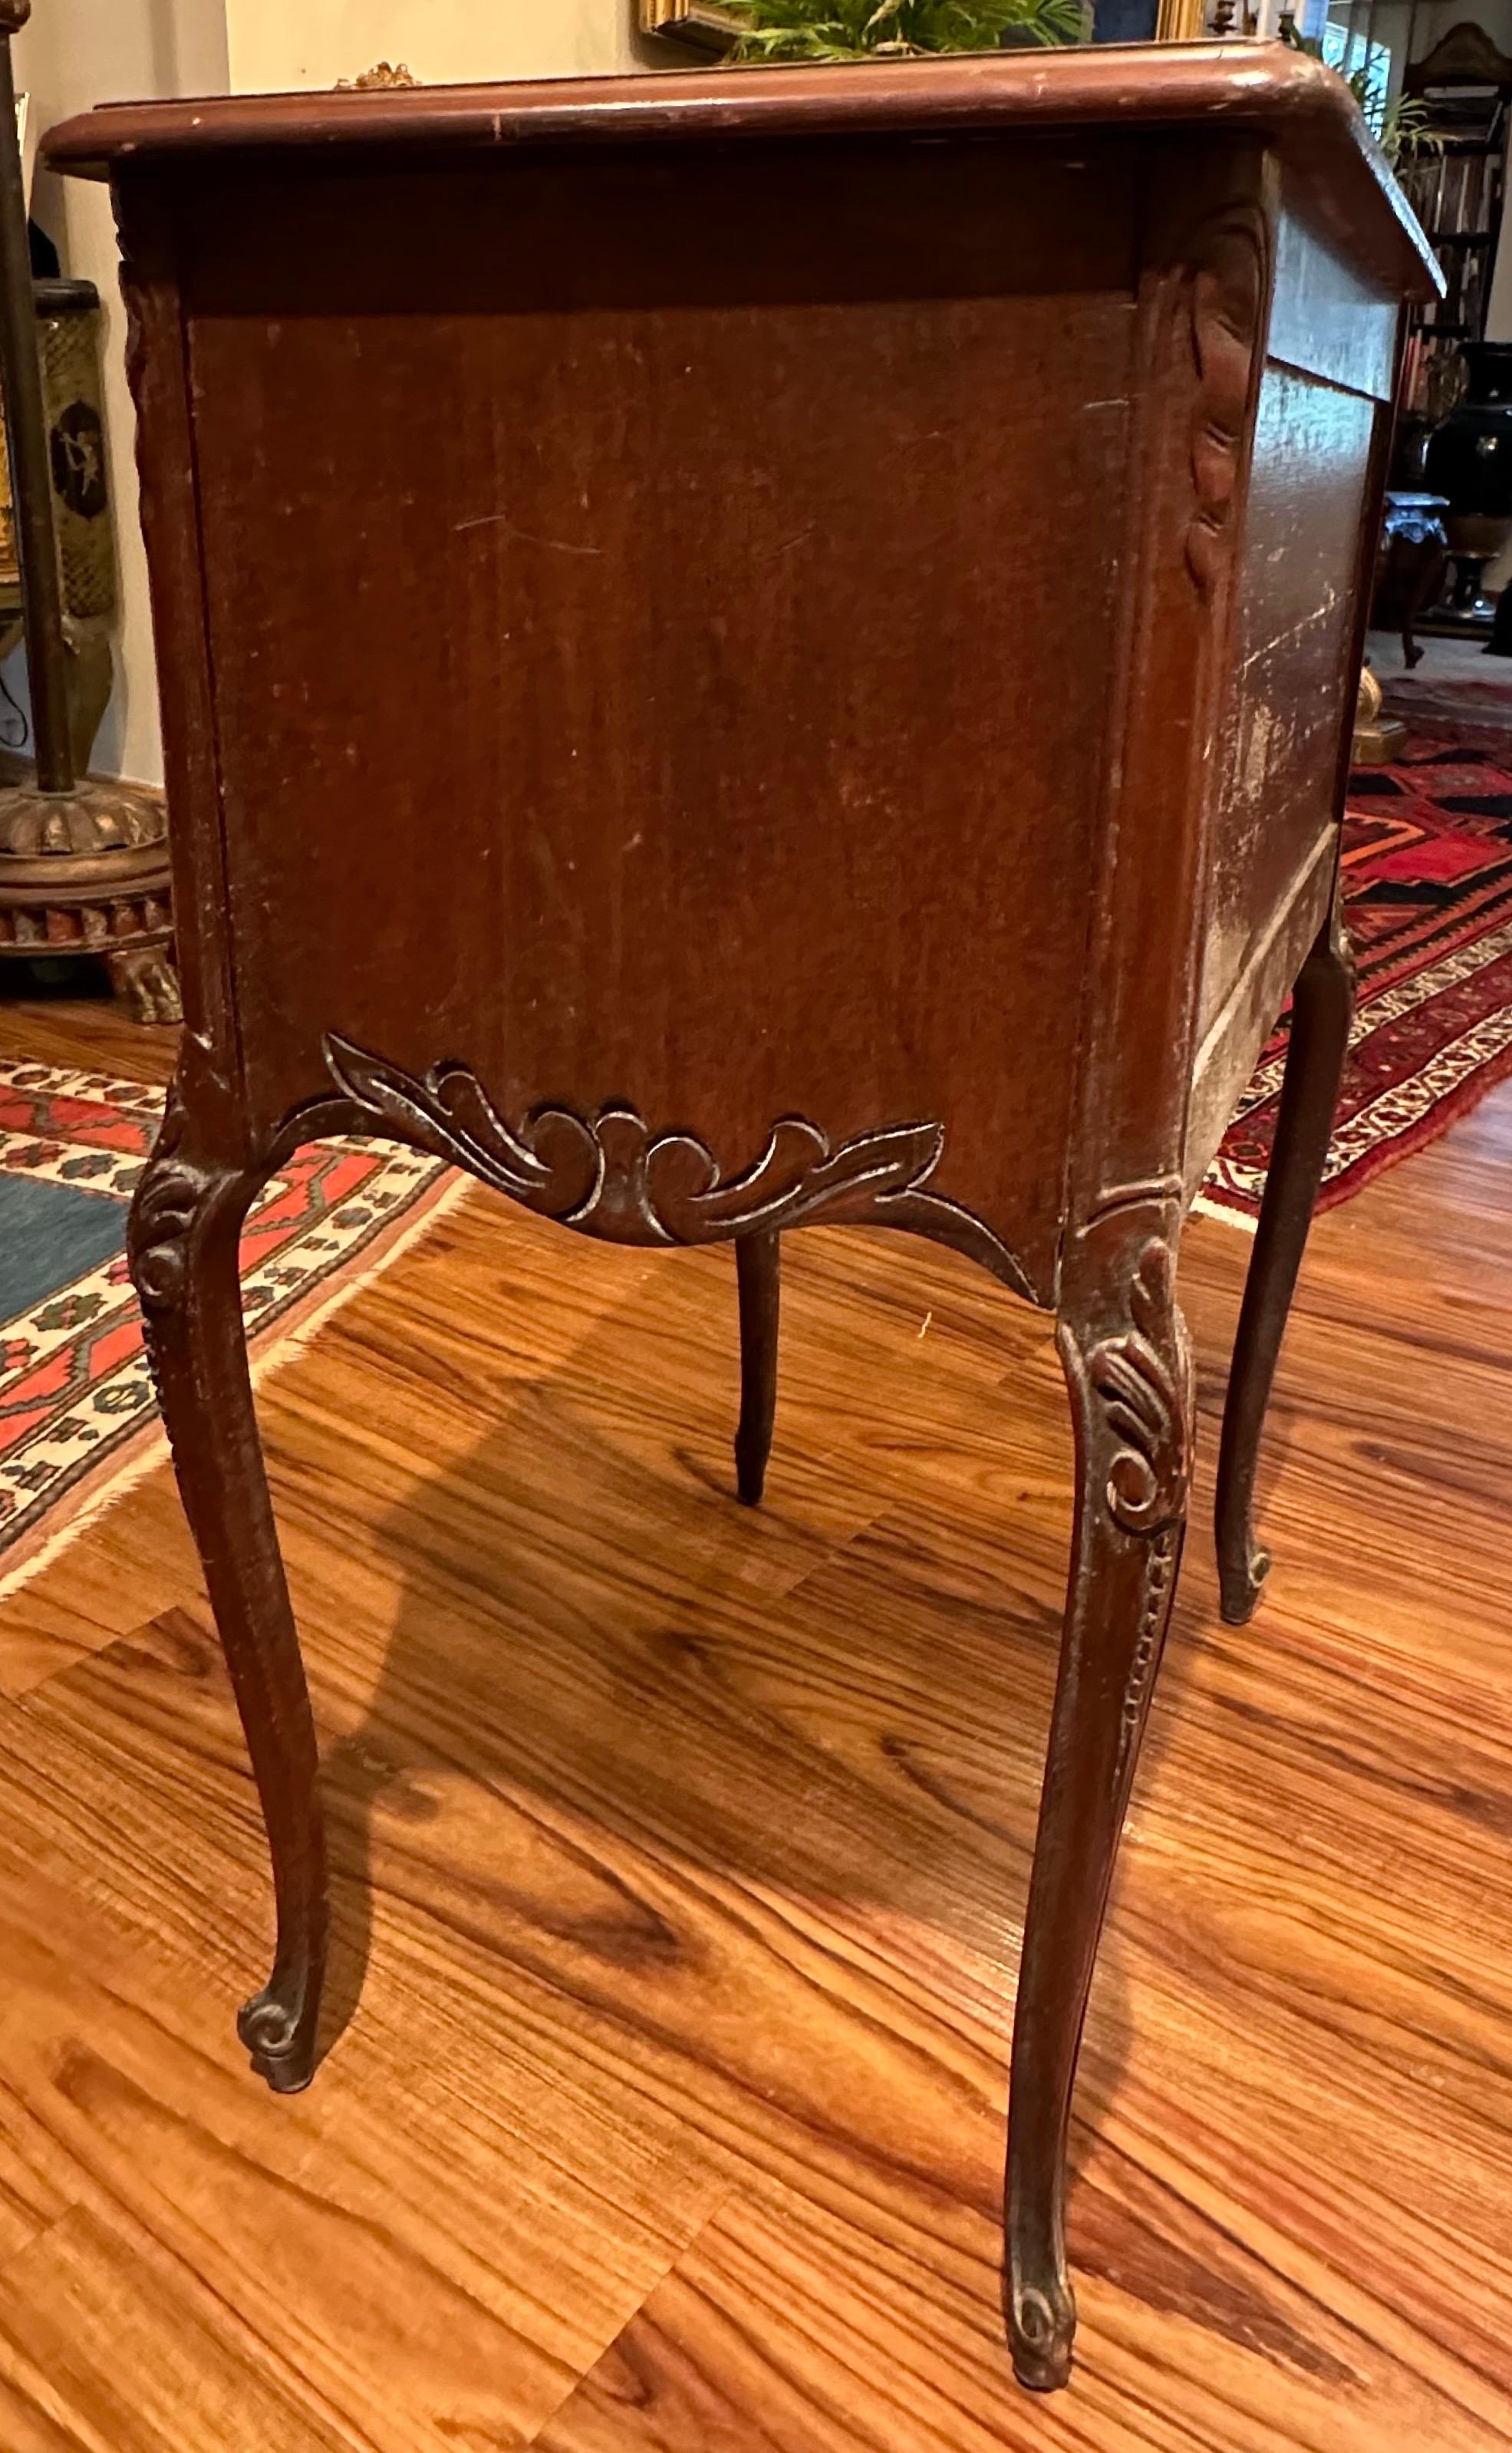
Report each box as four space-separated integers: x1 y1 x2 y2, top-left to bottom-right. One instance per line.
322 1034 1035 1298
1184 210 1267 598
1010 2277 1076 2395
1086 1240 1190 1538
1072 1235 1193 1795
237 1984 311 2089
127 1086 206 1317
111 188 150 437
1115 1519 1179 1792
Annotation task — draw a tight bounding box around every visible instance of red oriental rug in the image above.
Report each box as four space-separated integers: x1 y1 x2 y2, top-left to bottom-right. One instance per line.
1381 666 1512 753
0 1064 463 1595
1202 736 1512 1224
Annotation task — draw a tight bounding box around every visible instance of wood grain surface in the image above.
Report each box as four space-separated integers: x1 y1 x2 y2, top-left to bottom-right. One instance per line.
0 987 1504 2445
173 138 1131 1283
41 47 1441 309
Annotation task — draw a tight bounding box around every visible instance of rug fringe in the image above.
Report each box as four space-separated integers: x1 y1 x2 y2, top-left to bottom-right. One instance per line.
0 1424 176 1606
0 1169 475 1610
1191 1192 1258 1235
243 1166 474 1373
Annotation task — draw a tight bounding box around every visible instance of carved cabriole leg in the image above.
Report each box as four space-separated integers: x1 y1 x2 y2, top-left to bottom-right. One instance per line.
1006 1217 1194 2391
734 1230 779 1506
1216 898 1355 1625
129 1084 328 2092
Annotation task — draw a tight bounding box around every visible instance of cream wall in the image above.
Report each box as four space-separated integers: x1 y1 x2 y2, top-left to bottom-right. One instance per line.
14 1 230 783
226 0 648 91
18 1 654 786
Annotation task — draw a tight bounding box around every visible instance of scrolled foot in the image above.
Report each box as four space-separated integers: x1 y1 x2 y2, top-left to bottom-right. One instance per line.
1008 2271 1077 2393
1219 1538 1270 1627
108 944 183 1026
237 1974 319 2095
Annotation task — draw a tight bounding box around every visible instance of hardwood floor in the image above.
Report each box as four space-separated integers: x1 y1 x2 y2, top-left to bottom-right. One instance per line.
0 977 1509 2449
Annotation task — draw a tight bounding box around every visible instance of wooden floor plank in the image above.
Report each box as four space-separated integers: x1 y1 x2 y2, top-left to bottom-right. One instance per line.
535 2168 1512 2453
0 1466 203 1702
0 1861 727 2453
0 2204 359 2453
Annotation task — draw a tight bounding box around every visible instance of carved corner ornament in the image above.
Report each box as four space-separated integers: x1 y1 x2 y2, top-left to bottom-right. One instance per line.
1184 210 1267 598
321 1034 1036 1299
128 1079 252 1337
1063 1237 1193 1795
1089 1241 1190 1541
111 189 149 456
127 1085 203 1320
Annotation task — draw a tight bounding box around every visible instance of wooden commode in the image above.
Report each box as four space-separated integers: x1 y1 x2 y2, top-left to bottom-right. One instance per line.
47 45 1438 2391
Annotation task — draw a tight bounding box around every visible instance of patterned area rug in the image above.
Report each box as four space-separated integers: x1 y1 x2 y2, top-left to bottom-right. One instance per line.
1379 643 1512 755
0 1063 463 1594
1204 736 1512 1224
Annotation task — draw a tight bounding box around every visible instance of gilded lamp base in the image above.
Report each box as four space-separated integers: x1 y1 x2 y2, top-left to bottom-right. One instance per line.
0 763 180 1023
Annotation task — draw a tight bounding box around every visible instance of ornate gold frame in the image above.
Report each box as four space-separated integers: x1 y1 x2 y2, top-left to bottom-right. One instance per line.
639 0 742 54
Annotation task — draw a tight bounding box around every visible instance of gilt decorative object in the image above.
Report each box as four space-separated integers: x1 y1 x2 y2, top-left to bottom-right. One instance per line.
639 0 743 53
335 61 418 90
0 281 114 769
0 0 177 1019
48 45 1438 2394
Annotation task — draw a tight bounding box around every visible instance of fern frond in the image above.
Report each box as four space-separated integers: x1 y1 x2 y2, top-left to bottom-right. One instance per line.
726 0 1085 61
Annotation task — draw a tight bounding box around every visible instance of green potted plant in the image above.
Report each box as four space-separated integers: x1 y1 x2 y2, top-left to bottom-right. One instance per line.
723 0 1087 61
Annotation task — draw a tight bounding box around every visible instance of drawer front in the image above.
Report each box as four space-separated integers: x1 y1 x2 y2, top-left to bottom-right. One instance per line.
1199 362 1378 1047
176 143 1140 1297
1269 196 1400 402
